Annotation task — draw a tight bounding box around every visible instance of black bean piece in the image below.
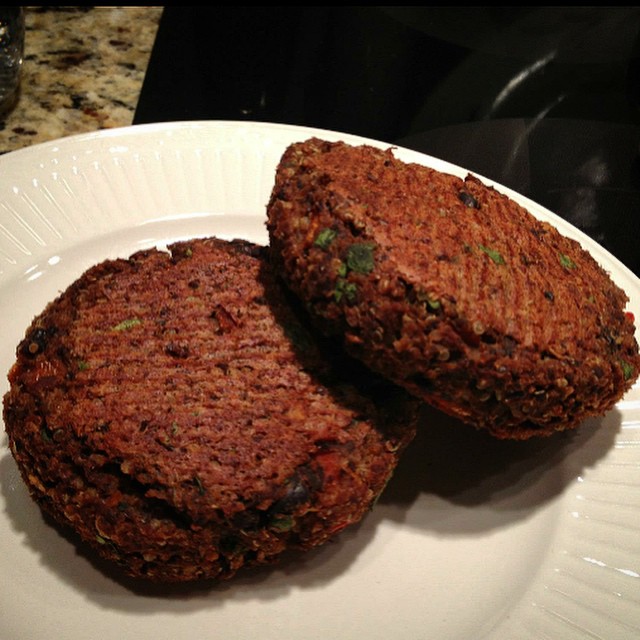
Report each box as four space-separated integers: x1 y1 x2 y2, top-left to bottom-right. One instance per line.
164 342 190 358
268 465 323 515
269 477 309 514
458 191 480 208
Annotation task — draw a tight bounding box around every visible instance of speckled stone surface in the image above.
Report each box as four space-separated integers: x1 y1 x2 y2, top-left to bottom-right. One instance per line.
0 6 162 154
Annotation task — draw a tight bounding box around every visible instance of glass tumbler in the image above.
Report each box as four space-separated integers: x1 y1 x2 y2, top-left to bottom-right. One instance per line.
0 7 24 115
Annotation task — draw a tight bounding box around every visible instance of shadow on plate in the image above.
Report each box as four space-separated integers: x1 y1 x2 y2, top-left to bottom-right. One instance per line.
376 403 620 532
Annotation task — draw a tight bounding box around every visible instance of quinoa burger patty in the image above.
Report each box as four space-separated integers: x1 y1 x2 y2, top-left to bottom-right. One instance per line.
266 138 640 439
3 237 417 583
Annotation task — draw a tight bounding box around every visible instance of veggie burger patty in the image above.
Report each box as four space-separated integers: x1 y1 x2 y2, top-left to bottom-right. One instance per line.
266 138 640 439
3 237 417 582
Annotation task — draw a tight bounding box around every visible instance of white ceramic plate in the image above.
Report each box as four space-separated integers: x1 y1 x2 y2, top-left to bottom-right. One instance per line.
1 121 639 640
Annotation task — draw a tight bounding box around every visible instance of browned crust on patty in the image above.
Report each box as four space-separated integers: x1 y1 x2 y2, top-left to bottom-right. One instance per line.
3 237 417 582
266 138 640 439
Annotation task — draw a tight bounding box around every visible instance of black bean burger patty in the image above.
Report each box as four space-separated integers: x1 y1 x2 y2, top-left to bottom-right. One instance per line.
266 138 640 440
3 237 418 583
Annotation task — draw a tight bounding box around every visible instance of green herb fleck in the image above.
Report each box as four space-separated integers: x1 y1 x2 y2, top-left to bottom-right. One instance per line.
478 244 506 265
193 475 206 495
346 242 376 274
334 279 357 303
559 253 576 269
43 427 64 443
95 534 107 545
337 261 347 278
77 360 89 371
112 318 142 332
416 290 441 311
621 359 635 381
269 514 295 532
157 432 174 450
314 228 338 249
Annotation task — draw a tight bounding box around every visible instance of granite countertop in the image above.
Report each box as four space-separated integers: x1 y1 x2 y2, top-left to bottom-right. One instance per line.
0 6 163 154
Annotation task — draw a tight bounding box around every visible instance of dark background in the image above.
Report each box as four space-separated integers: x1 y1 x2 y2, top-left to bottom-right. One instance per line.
134 6 640 278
